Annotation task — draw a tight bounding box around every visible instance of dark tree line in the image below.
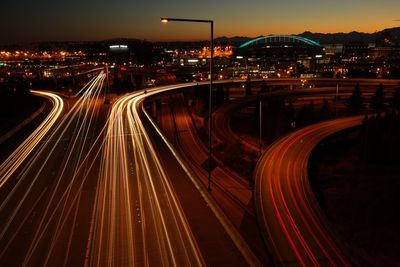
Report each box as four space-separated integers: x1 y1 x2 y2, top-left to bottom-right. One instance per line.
0 78 41 120
112 71 134 93
258 95 337 145
346 83 400 114
347 83 364 113
370 84 385 112
257 95 292 144
357 85 400 163
361 112 400 163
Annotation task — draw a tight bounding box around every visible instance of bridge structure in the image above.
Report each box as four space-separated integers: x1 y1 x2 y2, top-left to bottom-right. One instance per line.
239 34 322 49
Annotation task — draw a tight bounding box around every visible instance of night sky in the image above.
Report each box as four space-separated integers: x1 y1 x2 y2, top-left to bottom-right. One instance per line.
1 0 400 44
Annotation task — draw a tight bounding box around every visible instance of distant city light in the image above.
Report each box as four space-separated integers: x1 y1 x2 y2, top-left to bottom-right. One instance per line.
109 45 128 49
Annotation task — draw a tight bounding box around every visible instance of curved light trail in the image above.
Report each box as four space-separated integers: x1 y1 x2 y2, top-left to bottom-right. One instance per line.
2 78 379 266
255 116 363 266
88 84 205 266
0 73 107 266
0 90 64 188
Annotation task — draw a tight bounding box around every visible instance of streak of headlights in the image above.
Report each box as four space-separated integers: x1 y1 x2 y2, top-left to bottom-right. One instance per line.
0 91 64 188
89 84 205 267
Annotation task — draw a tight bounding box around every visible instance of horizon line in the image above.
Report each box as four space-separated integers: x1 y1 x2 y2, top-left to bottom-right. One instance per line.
1 26 398 47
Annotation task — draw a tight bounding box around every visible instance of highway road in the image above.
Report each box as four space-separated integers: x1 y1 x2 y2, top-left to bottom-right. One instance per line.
87 88 205 266
157 94 254 219
0 90 64 188
1 77 394 266
155 93 272 264
101 80 394 266
0 73 108 266
0 78 258 266
211 83 392 156
254 116 364 266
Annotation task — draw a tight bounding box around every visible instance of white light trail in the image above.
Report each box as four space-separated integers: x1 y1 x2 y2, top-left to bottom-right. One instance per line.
88 84 205 266
0 90 64 188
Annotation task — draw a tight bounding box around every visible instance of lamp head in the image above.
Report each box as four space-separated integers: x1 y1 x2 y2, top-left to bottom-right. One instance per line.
161 18 169 23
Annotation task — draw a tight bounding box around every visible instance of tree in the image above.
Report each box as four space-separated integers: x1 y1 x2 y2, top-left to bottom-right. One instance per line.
123 75 133 90
224 85 230 102
244 75 252 96
134 74 142 90
392 86 400 111
319 99 331 121
263 96 287 143
296 102 316 127
287 99 296 128
297 104 308 128
215 84 225 105
193 84 208 116
370 84 384 112
347 83 364 113
259 80 268 94
306 102 316 123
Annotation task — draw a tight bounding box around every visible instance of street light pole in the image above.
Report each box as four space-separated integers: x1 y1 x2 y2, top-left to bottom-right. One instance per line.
161 17 214 191
103 64 111 104
336 82 339 103
259 96 262 153
335 82 339 115
208 21 214 192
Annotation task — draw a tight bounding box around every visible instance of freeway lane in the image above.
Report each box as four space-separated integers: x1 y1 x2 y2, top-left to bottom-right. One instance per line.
1 78 381 266
154 93 270 264
157 94 254 222
88 87 205 266
87 82 263 266
0 90 64 188
255 116 363 266
0 73 108 266
1 80 255 266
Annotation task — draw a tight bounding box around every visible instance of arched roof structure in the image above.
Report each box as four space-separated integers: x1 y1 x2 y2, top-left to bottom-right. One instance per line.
239 35 321 48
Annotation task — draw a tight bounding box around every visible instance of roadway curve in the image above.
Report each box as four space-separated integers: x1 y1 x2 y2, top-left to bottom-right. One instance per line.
88 83 261 266
88 86 205 266
255 116 363 266
0 73 108 266
0 90 64 188
0 79 257 266
211 87 358 156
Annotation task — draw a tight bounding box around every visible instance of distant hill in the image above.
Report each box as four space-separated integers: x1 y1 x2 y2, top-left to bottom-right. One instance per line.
214 36 253 46
298 31 376 44
299 28 400 44
381 27 400 42
3 27 400 50
215 27 400 45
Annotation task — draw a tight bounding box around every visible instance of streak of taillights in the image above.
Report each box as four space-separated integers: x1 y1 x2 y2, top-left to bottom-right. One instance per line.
255 117 361 266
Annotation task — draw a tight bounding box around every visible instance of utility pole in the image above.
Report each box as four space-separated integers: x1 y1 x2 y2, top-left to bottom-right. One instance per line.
104 64 110 104
161 17 214 192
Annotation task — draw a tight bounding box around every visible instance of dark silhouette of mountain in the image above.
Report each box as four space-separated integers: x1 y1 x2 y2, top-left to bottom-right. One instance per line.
214 27 400 45
300 27 400 44
214 36 253 46
380 27 400 42
298 31 376 44
3 27 400 50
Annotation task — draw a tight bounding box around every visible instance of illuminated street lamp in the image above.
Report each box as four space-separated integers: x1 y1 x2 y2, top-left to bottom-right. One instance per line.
161 17 214 191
